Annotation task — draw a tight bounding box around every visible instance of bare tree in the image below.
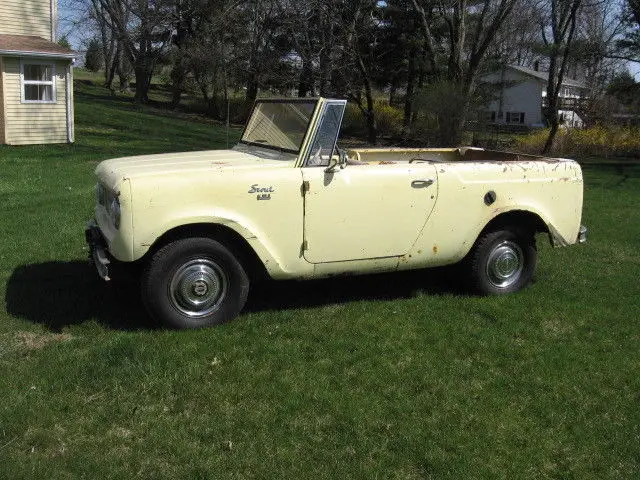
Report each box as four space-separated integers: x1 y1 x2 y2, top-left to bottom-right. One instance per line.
339 0 380 144
97 0 173 102
410 0 518 145
89 0 118 88
540 0 582 154
574 0 625 95
491 0 545 68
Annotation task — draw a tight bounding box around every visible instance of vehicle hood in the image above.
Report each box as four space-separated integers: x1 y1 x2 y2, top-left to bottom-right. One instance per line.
95 149 290 189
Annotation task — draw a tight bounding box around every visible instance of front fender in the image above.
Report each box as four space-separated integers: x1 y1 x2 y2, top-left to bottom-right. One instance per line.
132 210 307 279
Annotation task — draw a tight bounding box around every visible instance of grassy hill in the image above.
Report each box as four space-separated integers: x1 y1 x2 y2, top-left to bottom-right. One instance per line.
0 79 639 479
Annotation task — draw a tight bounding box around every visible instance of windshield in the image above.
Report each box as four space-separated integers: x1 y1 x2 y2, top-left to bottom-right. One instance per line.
241 100 317 153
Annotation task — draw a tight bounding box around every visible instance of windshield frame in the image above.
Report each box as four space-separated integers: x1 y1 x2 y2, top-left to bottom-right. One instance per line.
239 98 320 154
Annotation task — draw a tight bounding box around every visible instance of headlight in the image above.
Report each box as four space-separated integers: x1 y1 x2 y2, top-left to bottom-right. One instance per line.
96 183 106 205
96 183 121 229
108 196 121 229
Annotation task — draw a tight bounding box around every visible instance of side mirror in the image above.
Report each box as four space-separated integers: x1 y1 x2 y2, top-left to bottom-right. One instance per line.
324 148 347 173
324 156 339 173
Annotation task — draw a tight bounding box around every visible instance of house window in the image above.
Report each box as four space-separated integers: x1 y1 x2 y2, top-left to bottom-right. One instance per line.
21 62 56 103
506 112 525 124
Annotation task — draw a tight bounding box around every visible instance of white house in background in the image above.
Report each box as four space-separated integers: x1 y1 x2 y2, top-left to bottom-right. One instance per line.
482 64 588 129
0 0 75 145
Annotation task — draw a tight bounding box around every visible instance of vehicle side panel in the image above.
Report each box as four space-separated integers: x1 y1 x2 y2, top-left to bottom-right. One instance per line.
399 160 584 269
127 166 314 279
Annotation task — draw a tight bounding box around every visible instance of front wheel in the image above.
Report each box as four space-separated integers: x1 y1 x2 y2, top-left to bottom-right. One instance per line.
141 238 249 329
467 227 536 295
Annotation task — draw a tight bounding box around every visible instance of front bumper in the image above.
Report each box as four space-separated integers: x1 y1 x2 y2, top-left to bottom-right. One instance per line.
85 219 111 281
578 225 587 244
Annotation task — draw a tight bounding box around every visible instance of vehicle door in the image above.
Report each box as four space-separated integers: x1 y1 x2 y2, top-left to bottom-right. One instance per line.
301 101 438 263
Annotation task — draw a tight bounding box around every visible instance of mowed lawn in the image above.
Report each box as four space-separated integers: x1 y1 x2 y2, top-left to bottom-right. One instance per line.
1 81 639 479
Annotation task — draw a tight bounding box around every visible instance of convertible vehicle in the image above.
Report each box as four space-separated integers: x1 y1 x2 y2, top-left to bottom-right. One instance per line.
86 97 586 328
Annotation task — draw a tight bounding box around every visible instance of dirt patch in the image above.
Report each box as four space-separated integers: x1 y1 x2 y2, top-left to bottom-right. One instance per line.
541 318 575 337
10 331 73 351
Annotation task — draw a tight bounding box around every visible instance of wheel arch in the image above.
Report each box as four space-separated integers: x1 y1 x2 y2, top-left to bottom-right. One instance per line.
144 223 269 281
479 209 549 238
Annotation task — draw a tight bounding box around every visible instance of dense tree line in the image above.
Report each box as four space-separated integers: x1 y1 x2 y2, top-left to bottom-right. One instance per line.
64 0 639 147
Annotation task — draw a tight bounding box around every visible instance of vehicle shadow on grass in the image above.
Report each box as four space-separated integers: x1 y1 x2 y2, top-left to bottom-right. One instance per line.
5 261 152 332
5 261 463 332
245 267 463 314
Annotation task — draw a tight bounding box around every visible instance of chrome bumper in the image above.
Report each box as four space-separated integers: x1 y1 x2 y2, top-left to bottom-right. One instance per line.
578 225 587 244
85 219 111 281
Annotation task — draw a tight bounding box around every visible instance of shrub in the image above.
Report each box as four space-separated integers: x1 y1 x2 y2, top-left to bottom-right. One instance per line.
341 101 404 139
515 125 640 158
341 103 366 137
375 102 403 137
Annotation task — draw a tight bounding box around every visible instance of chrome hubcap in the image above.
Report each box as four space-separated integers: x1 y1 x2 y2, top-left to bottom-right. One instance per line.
486 241 523 288
169 259 227 317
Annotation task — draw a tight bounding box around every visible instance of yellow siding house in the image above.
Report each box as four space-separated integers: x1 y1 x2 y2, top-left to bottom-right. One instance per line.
0 0 75 145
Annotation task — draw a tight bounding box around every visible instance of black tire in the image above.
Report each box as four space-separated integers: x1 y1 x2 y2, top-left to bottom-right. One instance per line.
467 227 536 295
141 237 249 329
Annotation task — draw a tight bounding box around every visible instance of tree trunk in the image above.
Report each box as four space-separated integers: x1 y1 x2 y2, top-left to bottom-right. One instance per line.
134 59 149 103
297 58 313 97
543 55 560 154
318 8 334 96
403 46 417 130
99 29 115 86
363 80 377 145
170 61 186 108
543 119 559 154
104 44 118 90
319 48 333 96
542 0 581 154
196 71 212 111
118 53 130 93
244 76 259 122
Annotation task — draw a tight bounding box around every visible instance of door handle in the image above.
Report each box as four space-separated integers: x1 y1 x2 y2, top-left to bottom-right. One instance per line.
411 179 435 188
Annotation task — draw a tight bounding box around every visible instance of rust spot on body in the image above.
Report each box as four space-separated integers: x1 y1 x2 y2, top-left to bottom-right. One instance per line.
432 245 438 254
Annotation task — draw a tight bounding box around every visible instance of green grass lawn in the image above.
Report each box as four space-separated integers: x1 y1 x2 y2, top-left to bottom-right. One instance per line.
1 80 639 479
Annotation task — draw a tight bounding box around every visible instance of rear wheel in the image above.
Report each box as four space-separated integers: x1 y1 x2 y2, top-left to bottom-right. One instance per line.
141 238 249 328
467 227 536 295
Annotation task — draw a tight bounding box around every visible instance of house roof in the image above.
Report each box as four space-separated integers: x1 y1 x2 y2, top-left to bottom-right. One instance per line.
508 64 587 89
0 34 75 59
